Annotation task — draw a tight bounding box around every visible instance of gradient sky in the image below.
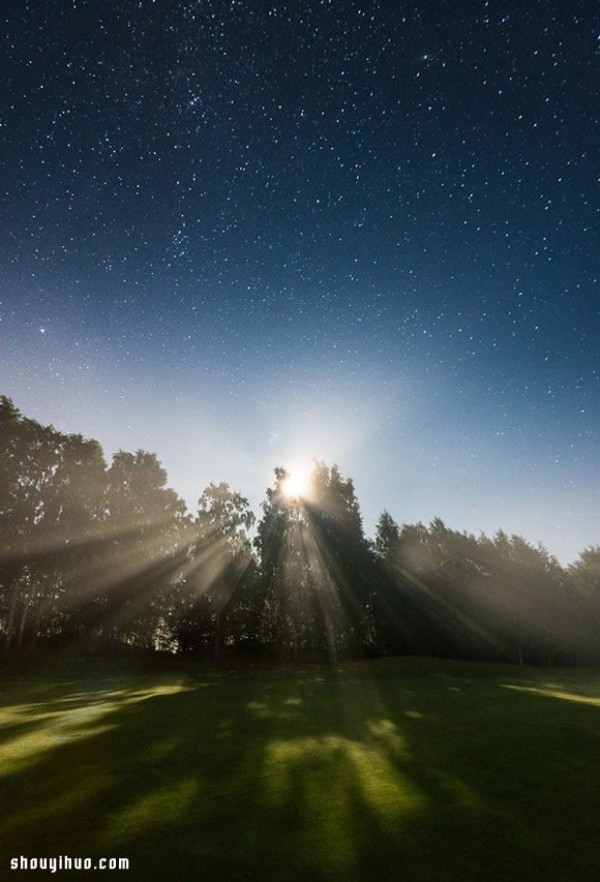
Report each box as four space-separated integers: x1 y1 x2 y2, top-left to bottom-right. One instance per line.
2 0 599 563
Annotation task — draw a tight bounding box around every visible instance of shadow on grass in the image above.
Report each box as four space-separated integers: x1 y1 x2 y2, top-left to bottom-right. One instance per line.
1 660 599 881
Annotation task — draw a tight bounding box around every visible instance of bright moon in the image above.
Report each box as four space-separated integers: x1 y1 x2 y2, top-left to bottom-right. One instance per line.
282 466 312 499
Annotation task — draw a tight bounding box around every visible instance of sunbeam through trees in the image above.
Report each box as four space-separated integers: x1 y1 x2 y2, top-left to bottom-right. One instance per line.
1 396 599 664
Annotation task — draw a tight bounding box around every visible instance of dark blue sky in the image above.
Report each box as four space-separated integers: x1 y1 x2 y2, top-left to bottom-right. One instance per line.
2 0 599 562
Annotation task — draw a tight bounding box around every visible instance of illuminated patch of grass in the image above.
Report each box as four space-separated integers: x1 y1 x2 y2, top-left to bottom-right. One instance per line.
1 658 599 881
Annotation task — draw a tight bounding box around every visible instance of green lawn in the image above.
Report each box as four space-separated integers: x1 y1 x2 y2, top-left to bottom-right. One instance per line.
1 656 599 881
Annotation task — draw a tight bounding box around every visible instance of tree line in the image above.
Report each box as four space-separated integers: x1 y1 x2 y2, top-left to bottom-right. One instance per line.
1 395 598 664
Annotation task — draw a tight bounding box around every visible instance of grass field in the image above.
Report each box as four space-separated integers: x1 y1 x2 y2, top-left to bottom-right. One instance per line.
1 656 599 881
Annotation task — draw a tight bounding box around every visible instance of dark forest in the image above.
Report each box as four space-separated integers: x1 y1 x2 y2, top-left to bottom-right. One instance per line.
2 395 598 664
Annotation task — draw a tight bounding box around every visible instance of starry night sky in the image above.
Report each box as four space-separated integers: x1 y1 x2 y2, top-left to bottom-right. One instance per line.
2 0 599 562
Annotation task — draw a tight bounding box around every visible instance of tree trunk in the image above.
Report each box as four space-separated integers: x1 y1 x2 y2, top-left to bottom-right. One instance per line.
16 591 31 649
214 612 222 657
326 618 337 664
4 581 20 650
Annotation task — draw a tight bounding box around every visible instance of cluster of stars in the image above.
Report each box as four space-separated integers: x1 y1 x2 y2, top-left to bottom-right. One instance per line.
1 0 598 561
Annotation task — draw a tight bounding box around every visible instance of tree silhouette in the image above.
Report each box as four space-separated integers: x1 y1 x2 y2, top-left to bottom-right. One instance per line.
173 483 255 656
0 398 106 648
1 395 599 664
256 463 379 660
97 450 188 647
